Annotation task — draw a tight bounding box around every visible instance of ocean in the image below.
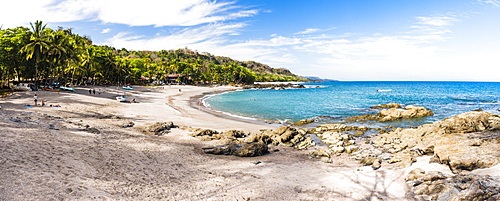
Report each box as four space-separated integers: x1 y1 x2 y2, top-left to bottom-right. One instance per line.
203 81 500 128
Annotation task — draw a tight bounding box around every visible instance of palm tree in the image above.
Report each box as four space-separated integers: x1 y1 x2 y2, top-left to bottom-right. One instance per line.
21 20 50 89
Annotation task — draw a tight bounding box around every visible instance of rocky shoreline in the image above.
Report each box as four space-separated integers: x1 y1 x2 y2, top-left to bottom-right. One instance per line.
194 102 500 200
1 87 499 200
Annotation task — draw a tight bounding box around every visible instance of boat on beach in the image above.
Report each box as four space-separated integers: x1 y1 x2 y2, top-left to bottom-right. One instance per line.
122 86 133 90
44 88 60 92
116 95 127 102
60 86 75 91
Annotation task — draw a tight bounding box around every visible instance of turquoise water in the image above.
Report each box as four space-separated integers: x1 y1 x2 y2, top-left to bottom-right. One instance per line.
204 82 500 127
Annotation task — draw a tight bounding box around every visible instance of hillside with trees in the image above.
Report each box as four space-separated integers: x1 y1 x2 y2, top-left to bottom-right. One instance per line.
0 21 306 90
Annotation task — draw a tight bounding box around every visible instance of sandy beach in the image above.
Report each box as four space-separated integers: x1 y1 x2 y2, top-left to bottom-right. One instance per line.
0 85 497 200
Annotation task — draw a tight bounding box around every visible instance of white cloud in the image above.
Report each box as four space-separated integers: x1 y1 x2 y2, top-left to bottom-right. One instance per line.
416 16 457 27
106 23 246 50
0 0 258 28
295 28 321 35
101 28 111 33
477 0 500 7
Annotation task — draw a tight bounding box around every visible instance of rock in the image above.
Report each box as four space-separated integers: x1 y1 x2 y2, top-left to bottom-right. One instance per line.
147 121 175 135
370 103 402 109
320 157 333 163
348 105 433 122
292 118 316 126
315 124 347 132
221 130 247 138
202 142 269 157
373 111 500 172
360 156 379 166
189 129 219 137
388 152 417 168
372 159 382 170
308 149 332 158
344 145 359 154
406 169 500 201
378 106 434 122
435 111 500 133
121 121 134 128
246 126 314 150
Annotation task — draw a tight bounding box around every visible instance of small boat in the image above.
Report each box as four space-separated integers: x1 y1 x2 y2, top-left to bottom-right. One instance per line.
122 86 133 90
45 88 60 92
116 96 127 102
377 89 392 92
60 86 75 91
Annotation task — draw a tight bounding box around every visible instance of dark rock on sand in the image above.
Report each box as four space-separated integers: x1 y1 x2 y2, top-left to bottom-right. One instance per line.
122 121 135 128
147 121 175 136
202 142 269 157
246 126 314 150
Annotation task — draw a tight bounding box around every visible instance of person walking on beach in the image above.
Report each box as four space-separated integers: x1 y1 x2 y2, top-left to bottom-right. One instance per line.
98 89 101 95
89 89 92 95
34 94 38 106
93 88 96 95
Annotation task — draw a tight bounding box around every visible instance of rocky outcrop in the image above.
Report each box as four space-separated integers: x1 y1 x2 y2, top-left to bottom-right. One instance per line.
202 142 269 157
246 126 314 150
146 121 175 136
292 118 316 126
376 105 434 122
346 104 433 122
370 103 402 109
190 126 314 150
406 168 500 201
374 111 500 172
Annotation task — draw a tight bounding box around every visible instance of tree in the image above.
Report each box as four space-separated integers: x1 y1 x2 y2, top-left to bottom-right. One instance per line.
0 27 31 84
21 20 51 88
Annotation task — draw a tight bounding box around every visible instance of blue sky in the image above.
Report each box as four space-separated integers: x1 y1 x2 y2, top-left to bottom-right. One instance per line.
2 0 500 81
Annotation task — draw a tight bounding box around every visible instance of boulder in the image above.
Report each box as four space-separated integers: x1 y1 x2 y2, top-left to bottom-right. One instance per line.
348 105 433 122
147 121 175 135
246 126 315 150
377 106 434 122
292 118 316 126
189 129 219 137
221 130 248 138
202 142 269 157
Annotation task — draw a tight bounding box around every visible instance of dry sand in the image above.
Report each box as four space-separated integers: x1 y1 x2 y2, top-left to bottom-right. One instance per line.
0 85 497 200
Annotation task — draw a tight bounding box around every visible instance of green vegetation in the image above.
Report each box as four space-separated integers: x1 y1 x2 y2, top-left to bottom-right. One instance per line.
0 21 305 88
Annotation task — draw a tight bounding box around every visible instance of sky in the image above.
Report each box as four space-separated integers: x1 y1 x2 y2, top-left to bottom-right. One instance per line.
2 0 500 81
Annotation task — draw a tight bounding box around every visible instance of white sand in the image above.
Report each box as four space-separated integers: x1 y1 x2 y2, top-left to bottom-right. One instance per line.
0 85 472 200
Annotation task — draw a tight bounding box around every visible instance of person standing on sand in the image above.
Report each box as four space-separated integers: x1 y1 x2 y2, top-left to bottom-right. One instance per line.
34 94 38 106
89 89 92 95
98 88 101 95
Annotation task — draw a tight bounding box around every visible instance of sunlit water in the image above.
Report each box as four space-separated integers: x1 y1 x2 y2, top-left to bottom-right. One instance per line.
204 81 500 128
